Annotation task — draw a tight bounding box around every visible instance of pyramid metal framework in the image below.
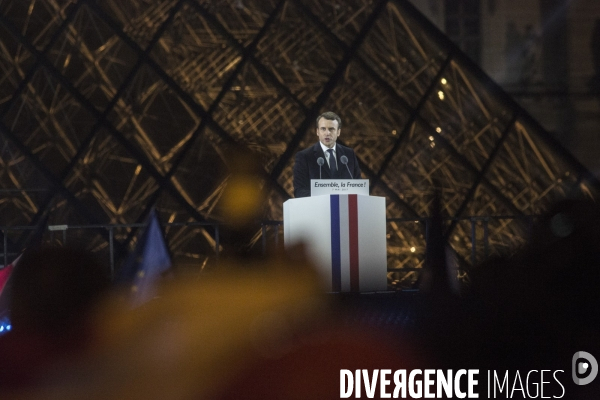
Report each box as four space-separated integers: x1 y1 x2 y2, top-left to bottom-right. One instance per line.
0 0 597 285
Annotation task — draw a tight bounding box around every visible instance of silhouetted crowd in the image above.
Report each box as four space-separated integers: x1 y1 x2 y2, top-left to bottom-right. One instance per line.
0 197 598 399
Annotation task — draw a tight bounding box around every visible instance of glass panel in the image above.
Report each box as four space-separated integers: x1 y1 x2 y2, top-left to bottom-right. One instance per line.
211 62 306 172
168 128 228 216
360 2 448 108
63 128 159 224
0 0 75 50
97 0 177 49
419 60 514 171
255 0 345 108
2 67 97 176
107 63 201 173
485 118 583 214
0 139 53 227
0 25 35 106
380 120 476 217
149 2 247 110
299 0 378 45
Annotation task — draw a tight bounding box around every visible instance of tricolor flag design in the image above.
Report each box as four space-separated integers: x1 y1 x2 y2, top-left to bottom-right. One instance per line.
330 194 360 292
284 194 387 293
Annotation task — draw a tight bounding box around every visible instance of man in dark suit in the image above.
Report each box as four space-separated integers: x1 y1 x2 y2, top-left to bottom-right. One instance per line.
293 111 362 198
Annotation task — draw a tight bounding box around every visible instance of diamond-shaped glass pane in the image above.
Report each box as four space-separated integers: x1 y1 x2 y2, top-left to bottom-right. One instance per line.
2 67 97 176
64 128 159 224
255 0 345 107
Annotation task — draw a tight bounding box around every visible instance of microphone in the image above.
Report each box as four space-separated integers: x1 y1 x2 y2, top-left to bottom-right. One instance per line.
317 157 324 179
340 155 353 178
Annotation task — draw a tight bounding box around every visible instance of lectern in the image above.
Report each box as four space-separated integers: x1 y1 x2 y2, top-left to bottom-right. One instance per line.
283 194 387 292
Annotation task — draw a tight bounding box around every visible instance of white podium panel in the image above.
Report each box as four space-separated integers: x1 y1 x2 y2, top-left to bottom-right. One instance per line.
284 194 387 292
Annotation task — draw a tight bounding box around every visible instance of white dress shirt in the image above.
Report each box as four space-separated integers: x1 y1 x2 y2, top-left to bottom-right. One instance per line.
319 142 337 169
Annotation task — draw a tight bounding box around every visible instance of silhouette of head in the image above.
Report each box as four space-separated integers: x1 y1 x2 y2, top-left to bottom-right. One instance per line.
9 246 110 339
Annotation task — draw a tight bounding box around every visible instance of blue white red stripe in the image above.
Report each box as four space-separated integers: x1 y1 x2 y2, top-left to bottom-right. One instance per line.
330 194 360 292
330 195 341 292
348 195 359 292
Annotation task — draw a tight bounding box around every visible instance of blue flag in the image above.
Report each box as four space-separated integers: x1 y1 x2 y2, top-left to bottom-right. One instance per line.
118 210 171 306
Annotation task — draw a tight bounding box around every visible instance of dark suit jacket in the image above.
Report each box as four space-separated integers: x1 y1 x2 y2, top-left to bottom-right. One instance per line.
293 142 362 198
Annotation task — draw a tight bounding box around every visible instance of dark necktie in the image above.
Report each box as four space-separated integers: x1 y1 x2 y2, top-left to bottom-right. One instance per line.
327 149 337 175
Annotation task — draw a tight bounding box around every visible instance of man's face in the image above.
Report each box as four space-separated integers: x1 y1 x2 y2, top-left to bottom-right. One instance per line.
316 118 340 149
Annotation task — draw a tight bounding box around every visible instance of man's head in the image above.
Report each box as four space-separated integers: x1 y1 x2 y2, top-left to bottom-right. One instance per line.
316 111 341 149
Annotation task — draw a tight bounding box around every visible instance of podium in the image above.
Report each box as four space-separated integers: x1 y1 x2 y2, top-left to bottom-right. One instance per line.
283 194 387 292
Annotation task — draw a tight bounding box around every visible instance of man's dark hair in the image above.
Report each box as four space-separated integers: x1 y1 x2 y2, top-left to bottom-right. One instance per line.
316 111 342 129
